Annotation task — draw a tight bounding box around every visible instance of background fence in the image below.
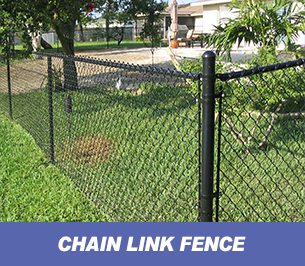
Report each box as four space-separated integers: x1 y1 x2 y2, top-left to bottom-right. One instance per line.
0 51 304 222
8 27 137 46
6 25 200 51
8 25 166 49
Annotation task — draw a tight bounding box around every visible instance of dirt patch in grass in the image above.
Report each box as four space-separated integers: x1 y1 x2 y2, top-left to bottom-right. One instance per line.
69 135 115 165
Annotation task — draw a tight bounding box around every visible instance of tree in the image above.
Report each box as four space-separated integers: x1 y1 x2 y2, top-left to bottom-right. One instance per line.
99 0 167 48
1 0 107 90
207 0 305 60
124 0 167 47
0 1 107 54
0 1 34 56
103 0 121 48
114 11 133 45
1 0 166 89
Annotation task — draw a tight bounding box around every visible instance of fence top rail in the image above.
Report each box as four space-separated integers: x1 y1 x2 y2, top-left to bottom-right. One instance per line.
34 52 201 81
216 58 305 81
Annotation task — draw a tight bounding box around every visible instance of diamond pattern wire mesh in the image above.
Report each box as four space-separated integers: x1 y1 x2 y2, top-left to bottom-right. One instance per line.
215 61 305 222
0 57 50 154
2 52 304 222
0 53 201 222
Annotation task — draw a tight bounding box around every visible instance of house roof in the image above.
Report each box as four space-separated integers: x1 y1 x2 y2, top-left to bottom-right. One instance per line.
163 3 203 17
191 0 232 6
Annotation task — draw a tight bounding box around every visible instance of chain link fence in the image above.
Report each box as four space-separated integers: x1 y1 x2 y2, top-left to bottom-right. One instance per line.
216 59 305 222
0 53 201 221
1 51 304 222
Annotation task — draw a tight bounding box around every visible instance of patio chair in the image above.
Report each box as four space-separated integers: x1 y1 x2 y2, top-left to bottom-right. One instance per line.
191 31 203 48
177 29 194 48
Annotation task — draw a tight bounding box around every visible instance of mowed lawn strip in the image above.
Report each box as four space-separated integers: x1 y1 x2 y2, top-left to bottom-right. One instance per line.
0 114 108 222
9 40 168 54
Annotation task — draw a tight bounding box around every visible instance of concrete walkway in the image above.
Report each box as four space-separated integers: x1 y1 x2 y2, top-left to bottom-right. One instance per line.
76 46 256 71
169 46 255 65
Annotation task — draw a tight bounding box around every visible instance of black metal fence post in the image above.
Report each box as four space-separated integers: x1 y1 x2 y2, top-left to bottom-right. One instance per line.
48 55 55 163
200 51 216 222
7 56 13 119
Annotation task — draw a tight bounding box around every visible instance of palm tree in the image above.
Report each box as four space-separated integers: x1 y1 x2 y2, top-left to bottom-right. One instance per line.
207 0 305 59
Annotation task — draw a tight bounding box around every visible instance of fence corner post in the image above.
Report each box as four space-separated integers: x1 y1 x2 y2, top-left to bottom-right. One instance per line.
48 55 55 163
200 51 216 222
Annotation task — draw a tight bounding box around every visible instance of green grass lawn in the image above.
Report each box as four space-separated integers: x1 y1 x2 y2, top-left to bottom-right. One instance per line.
3 82 304 222
8 40 168 54
0 114 109 222
217 114 305 222
1 76 200 221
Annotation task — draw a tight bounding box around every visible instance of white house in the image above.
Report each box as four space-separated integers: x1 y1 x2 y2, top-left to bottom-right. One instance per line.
191 0 234 33
190 0 305 49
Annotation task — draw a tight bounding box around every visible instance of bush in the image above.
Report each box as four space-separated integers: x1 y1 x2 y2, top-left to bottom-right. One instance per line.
181 50 305 150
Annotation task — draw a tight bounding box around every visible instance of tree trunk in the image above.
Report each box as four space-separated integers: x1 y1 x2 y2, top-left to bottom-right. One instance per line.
30 31 42 52
41 37 53 49
106 16 110 48
116 27 125 46
63 57 78 91
77 22 85 42
53 20 75 55
53 20 78 91
105 0 110 49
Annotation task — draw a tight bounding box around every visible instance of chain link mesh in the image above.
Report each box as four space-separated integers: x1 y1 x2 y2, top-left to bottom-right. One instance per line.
0 53 201 222
216 61 305 222
2 52 304 222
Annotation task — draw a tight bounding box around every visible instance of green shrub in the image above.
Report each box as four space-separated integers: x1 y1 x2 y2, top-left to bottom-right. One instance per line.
181 50 305 150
